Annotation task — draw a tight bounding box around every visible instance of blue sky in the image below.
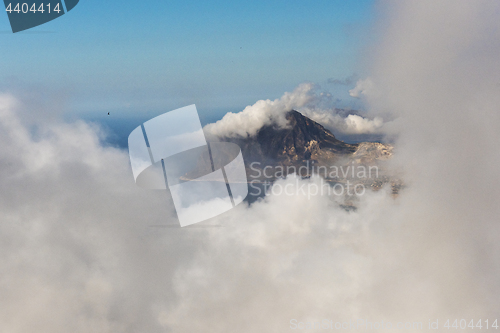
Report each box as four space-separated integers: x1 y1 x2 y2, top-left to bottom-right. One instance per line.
0 0 375 126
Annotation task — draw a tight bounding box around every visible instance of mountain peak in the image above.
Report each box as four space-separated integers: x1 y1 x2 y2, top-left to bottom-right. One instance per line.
224 110 358 166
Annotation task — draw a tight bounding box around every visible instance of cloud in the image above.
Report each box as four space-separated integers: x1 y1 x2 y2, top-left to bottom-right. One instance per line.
204 83 316 138
365 0 500 319
0 94 194 332
301 111 385 135
349 78 375 98
161 176 396 332
204 82 387 138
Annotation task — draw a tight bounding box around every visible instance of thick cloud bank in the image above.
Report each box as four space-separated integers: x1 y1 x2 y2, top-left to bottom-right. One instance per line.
0 94 397 332
0 94 188 332
1 1 500 332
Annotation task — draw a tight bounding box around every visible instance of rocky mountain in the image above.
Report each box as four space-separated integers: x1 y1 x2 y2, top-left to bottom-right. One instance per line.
213 110 400 201
222 110 391 169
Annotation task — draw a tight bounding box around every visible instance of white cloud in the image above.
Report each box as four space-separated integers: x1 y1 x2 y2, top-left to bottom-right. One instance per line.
301 110 385 135
204 82 387 138
204 83 316 138
0 94 189 332
349 78 375 98
344 114 383 133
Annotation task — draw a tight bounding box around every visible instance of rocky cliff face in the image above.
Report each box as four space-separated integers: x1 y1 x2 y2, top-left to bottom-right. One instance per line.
352 142 393 163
